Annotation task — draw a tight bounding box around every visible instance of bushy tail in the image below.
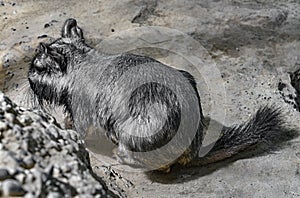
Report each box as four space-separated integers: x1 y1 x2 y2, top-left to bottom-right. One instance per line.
191 106 289 166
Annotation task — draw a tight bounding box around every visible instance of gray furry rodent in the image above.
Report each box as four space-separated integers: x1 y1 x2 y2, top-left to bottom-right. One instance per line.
28 18 286 171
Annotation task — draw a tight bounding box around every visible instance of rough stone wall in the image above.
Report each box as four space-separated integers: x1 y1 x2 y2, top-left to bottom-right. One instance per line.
0 92 116 197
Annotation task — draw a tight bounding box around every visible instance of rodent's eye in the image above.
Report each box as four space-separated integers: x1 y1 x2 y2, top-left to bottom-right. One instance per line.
32 53 53 72
32 52 66 74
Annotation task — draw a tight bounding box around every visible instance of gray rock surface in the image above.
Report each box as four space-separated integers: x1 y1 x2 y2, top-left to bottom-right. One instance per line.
0 92 116 197
1 0 300 197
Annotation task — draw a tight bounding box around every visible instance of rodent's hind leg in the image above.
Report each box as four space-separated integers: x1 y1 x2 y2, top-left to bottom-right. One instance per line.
112 144 174 172
157 165 171 173
112 143 141 167
176 148 194 166
105 116 119 145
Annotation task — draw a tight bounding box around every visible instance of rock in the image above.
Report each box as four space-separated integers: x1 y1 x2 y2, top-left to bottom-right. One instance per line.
0 122 8 131
47 192 62 198
17 114 33 126
0 168 11 181
22 156 35 169
15 173 26 184
0 92 116 197
2 179 26 196
46 125 59 140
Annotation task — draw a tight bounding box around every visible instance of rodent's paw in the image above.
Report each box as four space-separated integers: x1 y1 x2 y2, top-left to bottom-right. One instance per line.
177 149 193 166
157 165 171 173
112 146 142 167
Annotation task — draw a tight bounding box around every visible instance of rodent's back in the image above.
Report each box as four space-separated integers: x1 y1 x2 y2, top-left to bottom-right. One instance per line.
67 51 203 168
70 51 202 132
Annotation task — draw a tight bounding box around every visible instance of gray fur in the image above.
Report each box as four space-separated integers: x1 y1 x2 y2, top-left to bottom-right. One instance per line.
28 18 287 170
28 19 203 169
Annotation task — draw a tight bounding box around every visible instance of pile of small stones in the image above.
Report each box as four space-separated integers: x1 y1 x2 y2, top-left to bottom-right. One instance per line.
0 91 116 197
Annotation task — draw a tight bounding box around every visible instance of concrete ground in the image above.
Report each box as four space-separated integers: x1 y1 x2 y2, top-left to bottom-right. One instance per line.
1 0 300 197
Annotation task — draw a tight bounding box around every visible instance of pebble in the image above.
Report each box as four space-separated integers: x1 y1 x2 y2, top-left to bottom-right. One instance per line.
70 175 82 183
46 125 59 139
6 167 18 176
39 148 48 157
2 179 26 196
46 115 56 123
7 141 20 151
47 192 62 198
15 173 26 184
45 165 54 176
21 141 29 151
5 112 15 123
61 164 72 173
0 168 11 181
18 114 33 126
2 103 12 111
46 141 59 150
0 122 8 131
58 139 65 145
69 130 79 142
22 156 35 169
24 171 34 183
65 144 74 153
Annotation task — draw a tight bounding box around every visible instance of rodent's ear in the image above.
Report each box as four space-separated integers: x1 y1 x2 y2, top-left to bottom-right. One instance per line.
72 26 84 39
62 18 84 39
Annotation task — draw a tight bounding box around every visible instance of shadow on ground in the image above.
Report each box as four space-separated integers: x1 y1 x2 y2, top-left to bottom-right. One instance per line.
146 124 298 184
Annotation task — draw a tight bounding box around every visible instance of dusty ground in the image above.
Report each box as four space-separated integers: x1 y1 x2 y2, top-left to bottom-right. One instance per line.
1 0 300 197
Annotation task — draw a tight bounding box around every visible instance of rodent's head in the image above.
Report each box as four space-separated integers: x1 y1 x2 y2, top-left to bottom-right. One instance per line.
29 18 92 77
30 42 67 76
28 42 68 106
29 18 88 76
28 18 90 106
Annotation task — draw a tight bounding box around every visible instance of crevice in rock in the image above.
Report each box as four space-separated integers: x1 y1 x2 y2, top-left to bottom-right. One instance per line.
131 0 158 24
189 9 291 56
